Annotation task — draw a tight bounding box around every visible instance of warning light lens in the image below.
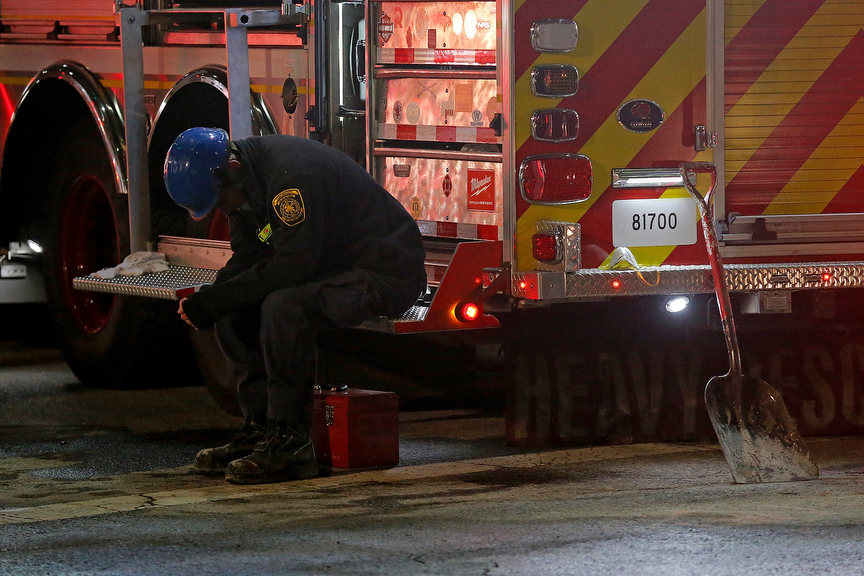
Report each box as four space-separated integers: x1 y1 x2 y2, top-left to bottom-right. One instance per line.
532 233 560 263
531 64 579 98
456 302 481 322
665 295 691 313
611 279 621 290
822 272 833 282
531 108 580 142
519 153 593 205
530 18 579 53
26 239 43 254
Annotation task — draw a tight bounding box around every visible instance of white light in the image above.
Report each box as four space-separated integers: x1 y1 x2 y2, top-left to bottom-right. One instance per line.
665 295 690 313
26 239 43 253
530 19 578 53
452 13 463 36
465 10 477 39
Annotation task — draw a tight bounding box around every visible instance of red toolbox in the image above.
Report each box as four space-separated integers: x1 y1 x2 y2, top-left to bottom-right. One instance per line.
312 388 399 470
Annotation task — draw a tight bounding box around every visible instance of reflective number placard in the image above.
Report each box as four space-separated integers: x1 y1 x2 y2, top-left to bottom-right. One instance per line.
612 198 697 247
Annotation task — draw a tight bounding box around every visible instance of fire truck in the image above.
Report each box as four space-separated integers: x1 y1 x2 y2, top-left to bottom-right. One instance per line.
1 0 863 445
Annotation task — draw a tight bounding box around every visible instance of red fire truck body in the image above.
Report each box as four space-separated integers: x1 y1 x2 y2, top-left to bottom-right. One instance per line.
1 0 863 444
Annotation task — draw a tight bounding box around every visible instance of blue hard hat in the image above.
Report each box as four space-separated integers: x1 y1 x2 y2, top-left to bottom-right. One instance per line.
163 127 231 220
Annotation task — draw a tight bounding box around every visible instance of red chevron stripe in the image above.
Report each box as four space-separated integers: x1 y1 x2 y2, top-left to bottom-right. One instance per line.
726 30 864 216
724 0 824 112
823 165 864 215
515 0 704 220
574 81 708 268
555 0 704 148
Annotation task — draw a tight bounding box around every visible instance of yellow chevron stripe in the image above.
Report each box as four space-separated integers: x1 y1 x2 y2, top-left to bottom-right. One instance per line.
597 186 699 269
0 76 31 86
724 0 864 185
1 76 307 97
763 97 864 215
514 0 649 151
516 7 709 269
724 1 766 44
98 79 301 94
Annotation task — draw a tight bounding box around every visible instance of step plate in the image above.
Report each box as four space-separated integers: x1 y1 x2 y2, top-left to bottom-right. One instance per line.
72 265 216 300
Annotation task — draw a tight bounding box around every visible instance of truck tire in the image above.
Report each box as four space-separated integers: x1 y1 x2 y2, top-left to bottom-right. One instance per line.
43 120 199 388
189 329 240 415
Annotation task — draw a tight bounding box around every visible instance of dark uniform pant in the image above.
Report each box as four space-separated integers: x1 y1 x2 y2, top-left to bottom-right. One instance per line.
214 271 392 430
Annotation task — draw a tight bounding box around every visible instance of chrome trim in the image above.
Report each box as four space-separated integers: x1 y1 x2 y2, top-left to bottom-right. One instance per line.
500 0 515 269
616 98 664 133
150 65 278 145
373 147 502 163
707 0 726 218
535 220 580 272
611 168 685 189
157 236 232 270
15 61 127 197
373 68 496 80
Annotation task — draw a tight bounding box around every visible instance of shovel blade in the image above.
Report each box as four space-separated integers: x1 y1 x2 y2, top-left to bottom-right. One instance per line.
706 373 819 484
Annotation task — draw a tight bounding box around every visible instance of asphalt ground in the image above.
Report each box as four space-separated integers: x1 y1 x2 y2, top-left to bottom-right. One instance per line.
2 331 864 575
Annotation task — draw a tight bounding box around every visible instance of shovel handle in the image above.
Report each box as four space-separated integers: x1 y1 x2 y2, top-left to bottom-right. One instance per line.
679 162 742 375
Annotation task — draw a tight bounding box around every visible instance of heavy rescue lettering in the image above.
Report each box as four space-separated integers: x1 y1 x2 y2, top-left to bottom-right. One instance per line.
508 340 864 446
840 344 864 426
801 346 835 429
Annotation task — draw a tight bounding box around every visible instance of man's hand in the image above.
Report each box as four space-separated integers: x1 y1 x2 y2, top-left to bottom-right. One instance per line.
178 298 196 329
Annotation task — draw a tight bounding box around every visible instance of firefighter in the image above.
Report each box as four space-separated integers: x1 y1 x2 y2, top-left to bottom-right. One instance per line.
163 127 427 484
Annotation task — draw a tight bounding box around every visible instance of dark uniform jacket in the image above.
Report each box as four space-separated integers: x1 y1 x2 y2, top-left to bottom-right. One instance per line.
181 135 427 330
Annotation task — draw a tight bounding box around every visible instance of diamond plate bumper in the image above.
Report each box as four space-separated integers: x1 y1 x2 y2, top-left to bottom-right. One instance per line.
512 262 864 300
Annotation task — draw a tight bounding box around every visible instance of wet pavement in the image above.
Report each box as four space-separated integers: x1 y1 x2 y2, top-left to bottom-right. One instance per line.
2 338 864 575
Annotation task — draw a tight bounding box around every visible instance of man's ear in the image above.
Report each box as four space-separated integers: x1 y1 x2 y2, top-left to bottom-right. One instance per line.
223 157 244 186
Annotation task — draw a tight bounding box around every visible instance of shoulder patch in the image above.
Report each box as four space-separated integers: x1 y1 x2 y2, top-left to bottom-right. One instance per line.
272 188 306 227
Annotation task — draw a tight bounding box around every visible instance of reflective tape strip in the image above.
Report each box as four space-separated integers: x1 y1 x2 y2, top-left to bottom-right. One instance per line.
378 48 496 65
378 124 499 144
417 220 500 241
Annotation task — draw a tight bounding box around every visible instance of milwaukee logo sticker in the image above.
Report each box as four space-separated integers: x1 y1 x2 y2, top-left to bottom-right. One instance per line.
467 169 495 211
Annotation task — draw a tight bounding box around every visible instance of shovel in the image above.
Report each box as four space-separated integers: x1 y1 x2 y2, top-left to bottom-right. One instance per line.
680 162 819 484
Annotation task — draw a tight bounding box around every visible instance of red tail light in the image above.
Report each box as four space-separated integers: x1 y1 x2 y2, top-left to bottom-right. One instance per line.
531 64 579 97
519 153 593 204
456 301 482 322
532 233 560 263
531 108 579 142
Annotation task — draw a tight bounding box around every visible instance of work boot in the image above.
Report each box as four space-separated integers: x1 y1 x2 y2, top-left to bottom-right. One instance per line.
224 422 319 484
193 418 268 475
